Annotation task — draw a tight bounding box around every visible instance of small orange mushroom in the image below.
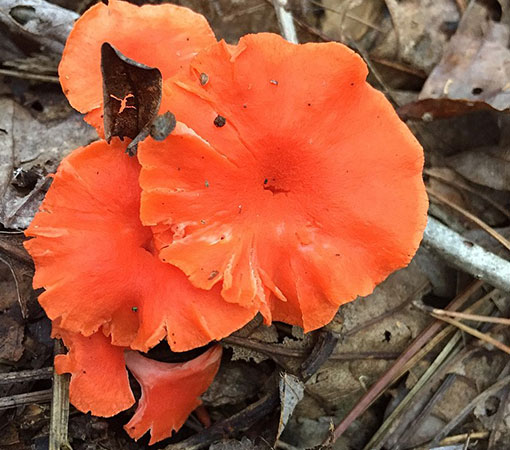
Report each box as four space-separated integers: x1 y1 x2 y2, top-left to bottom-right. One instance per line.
124 345 222 444
58 0 216 134
54 324 221 444
54 325 134 417
138 34 428 331
25 140 256 352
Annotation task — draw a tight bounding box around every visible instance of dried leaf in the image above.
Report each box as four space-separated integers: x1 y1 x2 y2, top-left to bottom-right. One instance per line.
0 0 77 62
101 43 163 154
277 372 304 440
446 146 510 191
419 2 510 111
0 315 24 362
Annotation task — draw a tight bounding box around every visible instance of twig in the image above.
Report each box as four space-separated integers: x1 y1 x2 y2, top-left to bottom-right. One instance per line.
0 68 59 83
272 0 298 43
430 375 510 446
0 389 52 409
423 217 510 293
165 390 279 450
431 313 510 355
49 340 71 450
299 330 337 380
222 336 399 360
422 305 510 326
428 188 510 253
0 367 53 385
325 280 483 445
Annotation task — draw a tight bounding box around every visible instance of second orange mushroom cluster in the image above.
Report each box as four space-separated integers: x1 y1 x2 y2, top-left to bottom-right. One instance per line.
24 0 428 444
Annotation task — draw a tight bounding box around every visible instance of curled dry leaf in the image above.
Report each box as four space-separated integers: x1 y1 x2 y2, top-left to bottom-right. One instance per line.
277 372 305 440
0 0 78 64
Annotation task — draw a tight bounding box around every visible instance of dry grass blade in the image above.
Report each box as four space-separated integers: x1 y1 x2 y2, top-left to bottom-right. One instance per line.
362 332 463 450
431 313 510 354
427 187 510 253
0 68 59 83
325 280 483 445
428 307 510 325
49 340 71 450
0 367 53 385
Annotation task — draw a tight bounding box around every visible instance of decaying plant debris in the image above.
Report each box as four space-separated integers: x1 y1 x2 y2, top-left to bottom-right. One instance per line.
1 1 510 449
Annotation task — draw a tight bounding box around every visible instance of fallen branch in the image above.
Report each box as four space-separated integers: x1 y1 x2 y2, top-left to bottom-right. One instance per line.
271 0 298 43
423 216 510 293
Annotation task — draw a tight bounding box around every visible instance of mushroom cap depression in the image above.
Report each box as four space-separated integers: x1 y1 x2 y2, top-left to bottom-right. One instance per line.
138 34 429 331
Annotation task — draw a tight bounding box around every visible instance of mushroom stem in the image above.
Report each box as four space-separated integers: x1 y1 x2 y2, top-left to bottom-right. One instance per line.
423 216 510 293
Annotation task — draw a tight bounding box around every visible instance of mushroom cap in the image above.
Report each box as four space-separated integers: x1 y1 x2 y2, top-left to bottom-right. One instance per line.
54 325 134 417
138 34 428 330
25 140 256 352
124 345 222 444
58 0 215 121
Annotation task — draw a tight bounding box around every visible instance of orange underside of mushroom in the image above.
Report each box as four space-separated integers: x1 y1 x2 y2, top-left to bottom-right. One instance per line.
25 140 256 352
54 325 134 417
138 34 429 331
124 345 222 445
54 323 221 444
58 0 216 134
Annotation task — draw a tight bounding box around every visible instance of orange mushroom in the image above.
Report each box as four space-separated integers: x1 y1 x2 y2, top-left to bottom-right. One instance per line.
138 34 428 331
25 140 256 352
58 0 216 134
124 345 222 444
54 324 221 444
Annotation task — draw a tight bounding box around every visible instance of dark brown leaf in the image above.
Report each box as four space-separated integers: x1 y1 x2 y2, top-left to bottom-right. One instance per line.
101 42 162 153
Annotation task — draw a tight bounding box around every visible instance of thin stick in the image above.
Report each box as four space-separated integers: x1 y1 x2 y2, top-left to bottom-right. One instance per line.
0 389 52 409
427 187 510 253
431 313 510 355
428 307 510 325
222 336 399 360
49 340 71 450
423 217 510 293
0 68 59 83
0 367 53 385
272 0 298 43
